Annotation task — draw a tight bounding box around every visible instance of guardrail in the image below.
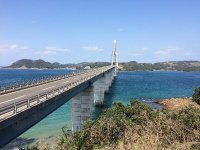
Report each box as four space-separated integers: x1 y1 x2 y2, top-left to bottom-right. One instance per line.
0 70 88 95
0 66 114 122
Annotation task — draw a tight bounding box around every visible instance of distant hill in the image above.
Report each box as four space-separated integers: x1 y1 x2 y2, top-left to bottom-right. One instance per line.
5 59 110 69
5 59 200 71
7 59 60 69
153 61 200 72
120 61 200 72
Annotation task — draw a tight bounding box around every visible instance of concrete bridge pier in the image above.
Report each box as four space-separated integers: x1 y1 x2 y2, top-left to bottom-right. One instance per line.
108 69 115 87
71 70 115 132
105 72 112 93
93 76 106 106
105 69 116 94
71 87 93 132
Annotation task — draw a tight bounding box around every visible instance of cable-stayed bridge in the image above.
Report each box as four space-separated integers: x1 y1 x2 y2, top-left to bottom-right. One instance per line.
0 41 119 148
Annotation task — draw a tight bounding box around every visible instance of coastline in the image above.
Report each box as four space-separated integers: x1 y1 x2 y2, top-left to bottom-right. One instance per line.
157 97 200 111
118 70 200 73
1 67 200 72
0 67 76 70
1 70 200 149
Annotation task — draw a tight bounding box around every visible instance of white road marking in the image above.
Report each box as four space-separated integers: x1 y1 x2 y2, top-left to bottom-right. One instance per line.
0 95 26 105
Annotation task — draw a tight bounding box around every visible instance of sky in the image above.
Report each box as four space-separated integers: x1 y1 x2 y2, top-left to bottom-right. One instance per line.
0 0 200 66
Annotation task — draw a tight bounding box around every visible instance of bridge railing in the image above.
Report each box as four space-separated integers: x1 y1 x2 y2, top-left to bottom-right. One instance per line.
0 69 88 95
0 66 114 122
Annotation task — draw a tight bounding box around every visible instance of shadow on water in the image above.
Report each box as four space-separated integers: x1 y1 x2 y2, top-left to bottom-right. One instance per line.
1 137 36 150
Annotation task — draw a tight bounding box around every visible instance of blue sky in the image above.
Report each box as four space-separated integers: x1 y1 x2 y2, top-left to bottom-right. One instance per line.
0 0 200 65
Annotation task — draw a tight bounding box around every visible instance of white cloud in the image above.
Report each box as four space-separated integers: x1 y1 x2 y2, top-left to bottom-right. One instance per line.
130 46 195 62
82 46 104 52
154 46 179 58
0 43 29 51
141 47 149 51
35 50 57 56
0 43 71 61
46 46 71 52
0 43 32 66
10 45 17 49
0 43 30 60
34 46 71 56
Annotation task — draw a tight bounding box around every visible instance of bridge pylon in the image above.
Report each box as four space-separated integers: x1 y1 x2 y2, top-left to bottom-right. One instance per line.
111 40 118 76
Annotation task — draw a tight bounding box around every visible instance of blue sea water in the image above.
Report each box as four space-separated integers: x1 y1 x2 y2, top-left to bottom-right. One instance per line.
1 69 200 148
0 69 73 87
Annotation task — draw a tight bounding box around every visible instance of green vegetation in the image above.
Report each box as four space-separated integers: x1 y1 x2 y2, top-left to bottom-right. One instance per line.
6 59 200 72
7 59 61 69
192 87 200 104
76 62 110 70
120 61 200 72
5 59 77 69
120 62 154 71
55 100 200 150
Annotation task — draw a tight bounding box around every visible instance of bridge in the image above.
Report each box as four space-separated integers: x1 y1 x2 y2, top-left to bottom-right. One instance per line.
0 41 119 148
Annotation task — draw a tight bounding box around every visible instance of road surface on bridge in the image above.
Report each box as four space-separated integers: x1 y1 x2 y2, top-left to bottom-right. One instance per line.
0 67 107 107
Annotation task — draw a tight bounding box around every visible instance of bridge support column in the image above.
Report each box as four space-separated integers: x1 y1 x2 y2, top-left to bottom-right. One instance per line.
71 87 93 132
93 76 106 106
108 69 115 87
112 68 116 78
110 69 115 86
105 72 112 93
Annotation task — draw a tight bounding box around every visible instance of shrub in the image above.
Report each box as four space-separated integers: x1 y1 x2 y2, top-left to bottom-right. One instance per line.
173 107 200 130
192 87 200 104
56 100 200 150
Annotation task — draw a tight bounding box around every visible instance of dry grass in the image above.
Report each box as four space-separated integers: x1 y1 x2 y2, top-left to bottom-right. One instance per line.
54 100 200 150
100 131 200 150
158 98 200 111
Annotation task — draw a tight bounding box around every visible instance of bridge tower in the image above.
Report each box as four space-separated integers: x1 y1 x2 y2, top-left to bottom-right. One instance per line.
111 40 119 75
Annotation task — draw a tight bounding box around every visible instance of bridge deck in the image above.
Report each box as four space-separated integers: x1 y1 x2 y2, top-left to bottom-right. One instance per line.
0 66 114 148
0 66 112 108
0 73 84 106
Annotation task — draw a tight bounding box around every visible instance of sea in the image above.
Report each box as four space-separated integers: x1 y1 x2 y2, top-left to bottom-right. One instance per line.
1 69 200 149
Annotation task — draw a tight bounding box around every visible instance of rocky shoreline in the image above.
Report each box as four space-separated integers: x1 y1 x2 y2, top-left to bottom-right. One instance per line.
157 97 200 111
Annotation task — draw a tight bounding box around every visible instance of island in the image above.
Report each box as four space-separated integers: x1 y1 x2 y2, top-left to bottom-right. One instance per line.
4 59 200 72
